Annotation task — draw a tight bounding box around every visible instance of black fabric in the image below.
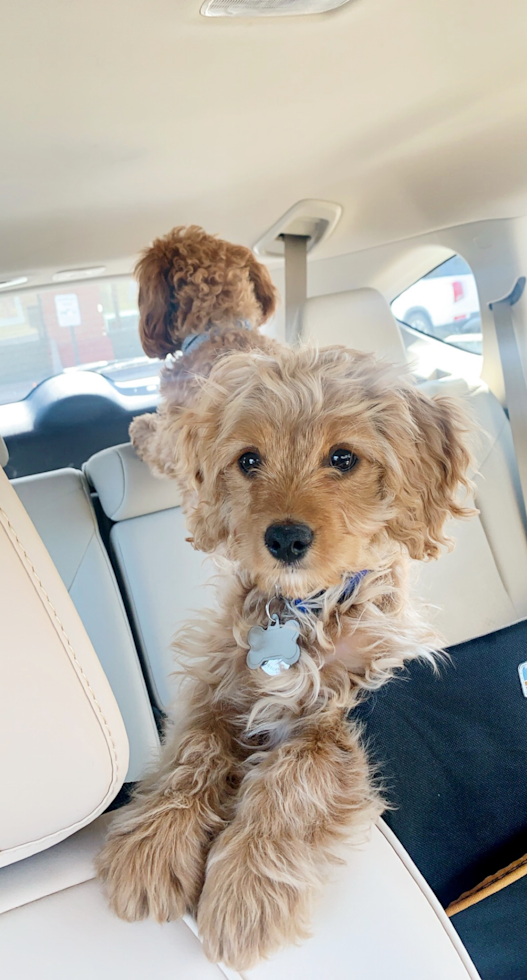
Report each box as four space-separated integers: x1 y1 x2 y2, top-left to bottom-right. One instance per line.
354 618 527 979
453 874 527 980
105 782 137 813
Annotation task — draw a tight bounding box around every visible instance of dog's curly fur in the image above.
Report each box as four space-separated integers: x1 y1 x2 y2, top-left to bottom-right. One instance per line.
97 227 474 970
130 225 280 475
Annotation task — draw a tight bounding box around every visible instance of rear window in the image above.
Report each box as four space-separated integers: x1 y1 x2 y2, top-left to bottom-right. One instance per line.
390 255 482 355
0 276 160 405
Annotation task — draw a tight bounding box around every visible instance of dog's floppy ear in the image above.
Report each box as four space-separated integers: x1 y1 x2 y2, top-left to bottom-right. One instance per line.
130 403 229 553
383 387 474 560
173 351 263 554
135 242 177 359
174 403 229 554
246 251 277 324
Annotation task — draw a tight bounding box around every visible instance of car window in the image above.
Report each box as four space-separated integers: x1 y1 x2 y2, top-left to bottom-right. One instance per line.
0 276 160 405
390 255 482 355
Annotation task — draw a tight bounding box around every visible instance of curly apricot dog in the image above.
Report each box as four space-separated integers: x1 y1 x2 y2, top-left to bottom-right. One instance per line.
97 226 473 970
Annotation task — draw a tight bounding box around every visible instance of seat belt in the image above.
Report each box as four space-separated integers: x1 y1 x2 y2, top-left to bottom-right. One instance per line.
283 234 308 345
489 277 527 518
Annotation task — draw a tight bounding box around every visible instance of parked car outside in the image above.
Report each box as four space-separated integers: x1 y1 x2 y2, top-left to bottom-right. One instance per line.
390 255 481 342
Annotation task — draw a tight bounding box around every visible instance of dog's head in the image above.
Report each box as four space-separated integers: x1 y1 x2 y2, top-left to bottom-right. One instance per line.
135 225 277 358
169 346 473 597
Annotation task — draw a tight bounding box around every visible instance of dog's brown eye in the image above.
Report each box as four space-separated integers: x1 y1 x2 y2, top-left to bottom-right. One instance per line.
329 448 359 472
238 450 262 475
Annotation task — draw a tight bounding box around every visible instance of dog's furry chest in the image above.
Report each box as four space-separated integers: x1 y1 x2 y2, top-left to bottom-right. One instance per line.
206 627 359 752
180 574 439 761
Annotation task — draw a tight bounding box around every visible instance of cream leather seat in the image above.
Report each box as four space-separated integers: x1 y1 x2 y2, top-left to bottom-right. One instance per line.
302 286 408 365
84 443 215 710
412 375 527 642
0 440 129 867
0 812 480 980
13 466 160 780
301 287 527 645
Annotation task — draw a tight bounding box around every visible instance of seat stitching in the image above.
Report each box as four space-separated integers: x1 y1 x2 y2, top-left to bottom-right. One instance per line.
65 529 97 594
114 449 126 519
0 505 119 789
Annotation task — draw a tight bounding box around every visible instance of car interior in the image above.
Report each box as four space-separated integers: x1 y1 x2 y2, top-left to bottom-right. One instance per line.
1 1 527 978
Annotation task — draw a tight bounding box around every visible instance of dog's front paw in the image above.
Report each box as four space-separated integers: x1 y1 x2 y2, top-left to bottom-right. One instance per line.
129 413 157 458
197 832 312 969
96 820 193 923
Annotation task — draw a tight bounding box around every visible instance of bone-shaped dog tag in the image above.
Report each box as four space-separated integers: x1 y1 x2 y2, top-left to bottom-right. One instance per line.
246 615 300 674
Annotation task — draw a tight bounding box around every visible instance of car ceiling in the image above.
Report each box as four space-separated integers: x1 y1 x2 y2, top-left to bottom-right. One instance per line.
2 0 527 281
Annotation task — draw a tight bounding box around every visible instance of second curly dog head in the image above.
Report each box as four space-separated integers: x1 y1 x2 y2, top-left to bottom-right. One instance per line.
173 345 473 598
135 225 277 358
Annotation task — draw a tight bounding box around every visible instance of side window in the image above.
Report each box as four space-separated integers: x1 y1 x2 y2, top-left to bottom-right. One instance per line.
390 255 482 355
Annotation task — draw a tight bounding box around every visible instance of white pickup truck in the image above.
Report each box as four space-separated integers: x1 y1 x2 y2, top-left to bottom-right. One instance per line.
391 255 481 341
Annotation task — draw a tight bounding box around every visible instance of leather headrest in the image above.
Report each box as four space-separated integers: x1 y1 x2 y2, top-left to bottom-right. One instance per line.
0 466 128 867
85 442 181 522
301 287 407 365
0 436 8 468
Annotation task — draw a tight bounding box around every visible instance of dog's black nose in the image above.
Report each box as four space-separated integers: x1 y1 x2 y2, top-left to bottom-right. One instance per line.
264 523 314 564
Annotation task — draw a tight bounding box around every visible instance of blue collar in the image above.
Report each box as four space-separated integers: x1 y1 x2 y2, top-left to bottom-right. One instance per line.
292 570 369 615
181 319 252 357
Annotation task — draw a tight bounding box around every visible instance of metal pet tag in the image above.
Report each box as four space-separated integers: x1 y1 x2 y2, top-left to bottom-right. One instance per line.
246 615 300 675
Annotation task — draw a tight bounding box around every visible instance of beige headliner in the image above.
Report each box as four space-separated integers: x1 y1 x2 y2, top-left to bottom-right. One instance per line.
2 0 527 280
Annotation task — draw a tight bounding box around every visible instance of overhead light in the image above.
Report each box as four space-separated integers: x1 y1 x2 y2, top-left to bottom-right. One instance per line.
0 276 29 290
53 266 106 283
201 0 352 15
